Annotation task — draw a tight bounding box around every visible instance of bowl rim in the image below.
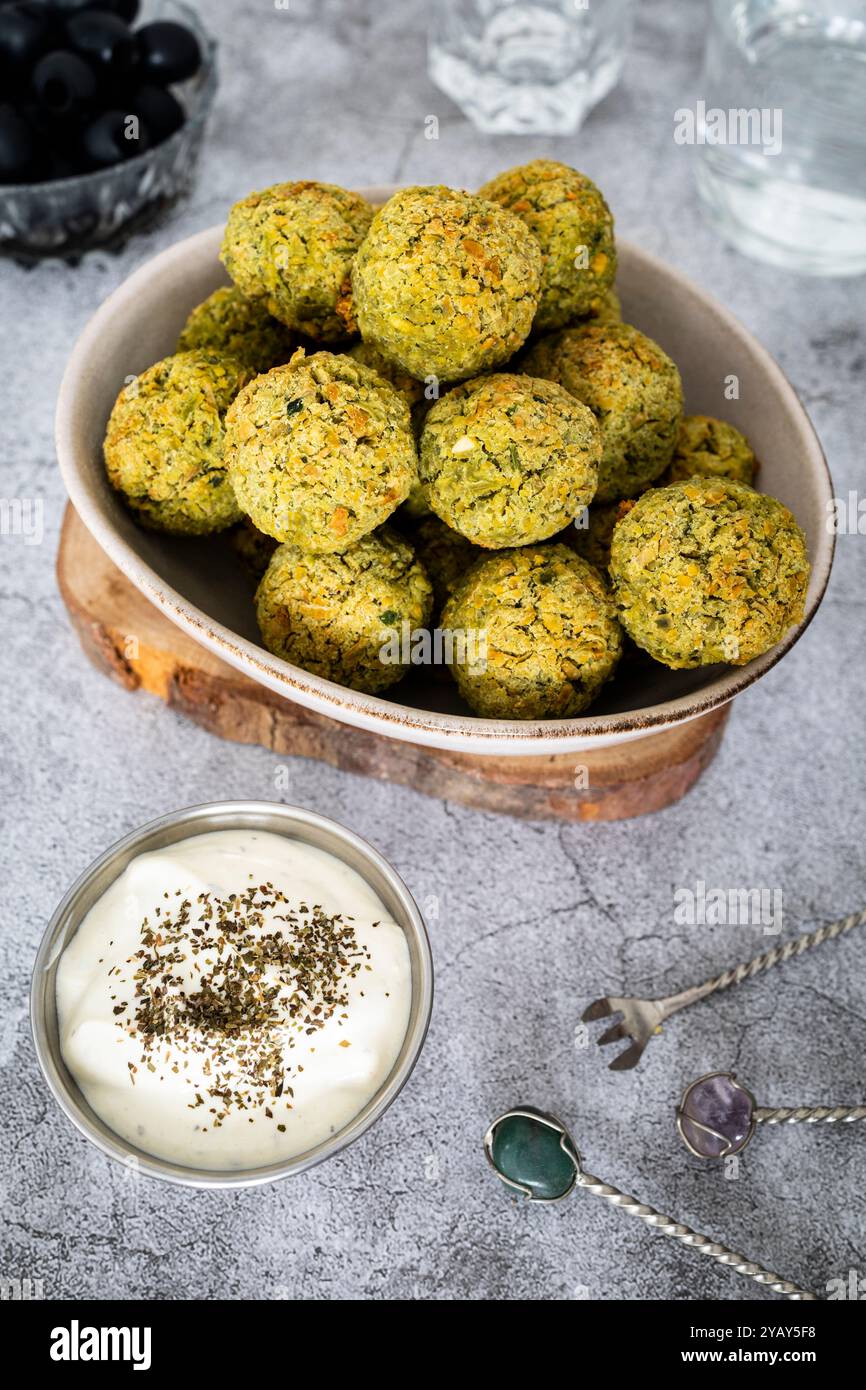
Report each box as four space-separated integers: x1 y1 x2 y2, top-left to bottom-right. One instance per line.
55 198 835 755
30 800 434 1189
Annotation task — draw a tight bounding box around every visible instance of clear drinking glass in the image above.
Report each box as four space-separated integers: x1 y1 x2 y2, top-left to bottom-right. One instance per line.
696 0 866 276
428 0 633 135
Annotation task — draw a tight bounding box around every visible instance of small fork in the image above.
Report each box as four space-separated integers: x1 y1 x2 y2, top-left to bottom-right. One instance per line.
582 904 866 1071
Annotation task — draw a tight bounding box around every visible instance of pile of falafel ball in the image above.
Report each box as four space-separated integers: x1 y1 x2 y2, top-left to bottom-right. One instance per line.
103 162 811 720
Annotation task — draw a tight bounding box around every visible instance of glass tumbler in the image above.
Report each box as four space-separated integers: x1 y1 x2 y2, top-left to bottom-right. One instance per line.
695 0 866 276
428 0 633 135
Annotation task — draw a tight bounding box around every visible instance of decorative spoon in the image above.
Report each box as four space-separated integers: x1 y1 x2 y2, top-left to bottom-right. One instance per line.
484 1105 817 1300
677 1071 866 1159
582 904 866 1070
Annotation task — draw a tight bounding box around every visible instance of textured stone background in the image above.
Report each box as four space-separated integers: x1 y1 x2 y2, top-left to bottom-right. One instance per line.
1 0 865 1302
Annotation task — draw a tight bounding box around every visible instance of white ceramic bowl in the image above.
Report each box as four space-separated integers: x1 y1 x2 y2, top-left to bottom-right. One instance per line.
56 186 834 756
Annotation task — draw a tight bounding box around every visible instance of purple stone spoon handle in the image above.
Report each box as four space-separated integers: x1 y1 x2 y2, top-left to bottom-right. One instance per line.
755 1104 866 1125
677 1071 866 1159
583 903 866 1071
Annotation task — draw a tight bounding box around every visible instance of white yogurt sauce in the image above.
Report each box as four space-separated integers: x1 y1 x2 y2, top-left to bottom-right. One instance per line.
56 829 412 1170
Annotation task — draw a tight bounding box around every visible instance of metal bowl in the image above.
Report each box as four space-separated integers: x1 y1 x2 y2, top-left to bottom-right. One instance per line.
0 1 217 261
31 801 433 1188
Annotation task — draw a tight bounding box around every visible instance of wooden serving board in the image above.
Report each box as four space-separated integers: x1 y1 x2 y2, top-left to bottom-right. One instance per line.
57 504 730 822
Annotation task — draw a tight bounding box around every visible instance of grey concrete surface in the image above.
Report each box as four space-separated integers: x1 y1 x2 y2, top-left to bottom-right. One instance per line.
1 0 865 1303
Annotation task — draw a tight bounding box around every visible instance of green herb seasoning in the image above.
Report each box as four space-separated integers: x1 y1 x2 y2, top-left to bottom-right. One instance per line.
124 885 370 1127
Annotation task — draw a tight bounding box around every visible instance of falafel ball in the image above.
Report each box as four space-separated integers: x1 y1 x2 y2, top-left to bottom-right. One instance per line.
177 287 296 375
442 544 623 719
665 414 758 486
104 350 252 535
347 341 433 518
400 480 433 519
420 373 601 548
520 322 684 502
220 181 374 342
224 350 417 552
347 340 427 423
255 525 433 693
411 514 482 614
479 160 616 333
351 185 542 382
609 478 809 668
569 285 622 330
565 499 632 572
228 516 279 579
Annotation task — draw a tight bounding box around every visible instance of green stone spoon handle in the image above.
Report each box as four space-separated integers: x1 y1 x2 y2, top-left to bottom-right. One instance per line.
485 1108 817 1300
574 1168 818 1300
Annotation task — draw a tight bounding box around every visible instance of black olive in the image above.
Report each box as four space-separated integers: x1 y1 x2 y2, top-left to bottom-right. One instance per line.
32 48 97 116
65 10 135 79
80 105 148 168
99 0 140 20
25 2 97 13
131 81 183 145
41 141 91 178
0 101 35 180
135 19 200 85
0 4 53 73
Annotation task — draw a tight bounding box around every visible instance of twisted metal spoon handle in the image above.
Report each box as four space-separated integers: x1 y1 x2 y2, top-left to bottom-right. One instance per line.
678 904 866 1008
575 1169 817 1300
756 1105 866 1125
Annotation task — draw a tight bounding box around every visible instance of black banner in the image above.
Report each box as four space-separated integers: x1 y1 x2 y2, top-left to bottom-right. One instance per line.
0 1295 853 1374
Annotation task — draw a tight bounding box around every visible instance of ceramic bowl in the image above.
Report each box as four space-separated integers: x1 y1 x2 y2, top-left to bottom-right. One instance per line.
55 186 834 756
31 801 433 1188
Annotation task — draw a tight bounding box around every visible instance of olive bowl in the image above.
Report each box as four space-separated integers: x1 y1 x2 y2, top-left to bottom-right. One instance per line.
55 185 834 756
0 0 217 261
